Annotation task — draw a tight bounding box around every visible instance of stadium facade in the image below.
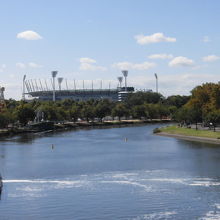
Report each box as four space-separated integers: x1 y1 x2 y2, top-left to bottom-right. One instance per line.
24 72 135 101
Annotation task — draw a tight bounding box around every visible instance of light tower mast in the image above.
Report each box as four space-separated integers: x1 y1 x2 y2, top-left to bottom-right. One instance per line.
22 75 26 100
117 76 123 88
51 71 58 101
122 70 128 91
57 77 63 91
154 73 158 93
0 87 6 112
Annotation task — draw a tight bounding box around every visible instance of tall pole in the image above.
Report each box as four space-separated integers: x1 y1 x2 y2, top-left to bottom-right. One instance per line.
25 81 30 93
30 79 35 92
154 73 158 93
45 79 49 91
65 79 68 90
117 77 123 88
27 80 33 92
122 70 128 91
22 75 26 100
74 79 76 91
39 79 44 91
52 71 58 102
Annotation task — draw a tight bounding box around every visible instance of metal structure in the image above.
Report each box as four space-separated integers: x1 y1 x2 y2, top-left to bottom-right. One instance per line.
22 75 26 100
57 77 63 91
24 72 136 102
0 86 6 112
154 73 158 93
117 77 123 88
122 70 128 91
51 71 58 102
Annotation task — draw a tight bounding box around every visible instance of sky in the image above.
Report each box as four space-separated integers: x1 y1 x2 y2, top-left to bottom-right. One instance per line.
1 0 220 99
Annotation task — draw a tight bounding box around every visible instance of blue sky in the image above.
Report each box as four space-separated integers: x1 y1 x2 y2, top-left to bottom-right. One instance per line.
1 0 220 99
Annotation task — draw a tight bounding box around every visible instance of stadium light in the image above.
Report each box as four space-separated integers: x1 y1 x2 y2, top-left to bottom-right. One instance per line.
122 70 128 91
51 71 58 101
22 75 26 100
57 77 63 91
154 73 158 93
117 76 123 88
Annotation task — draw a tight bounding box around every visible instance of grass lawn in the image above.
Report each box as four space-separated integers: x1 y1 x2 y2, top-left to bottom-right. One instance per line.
160 125 220 139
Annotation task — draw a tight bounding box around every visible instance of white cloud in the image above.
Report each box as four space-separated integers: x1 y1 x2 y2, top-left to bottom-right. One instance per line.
79 57 96 64
17 30 42 40
169 56 194 67
79 57 107 71
129 73 218 96
202 55 220 62
148 54 173 59
113 61 156 70
16 62 26 69
202 36 210 43
28 62 43 68
135 33 176 45
0 64 6 72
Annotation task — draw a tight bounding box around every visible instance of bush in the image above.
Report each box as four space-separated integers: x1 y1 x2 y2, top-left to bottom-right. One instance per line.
153 127 161 134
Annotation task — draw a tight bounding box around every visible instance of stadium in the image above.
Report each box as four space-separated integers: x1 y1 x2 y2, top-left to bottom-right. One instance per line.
24 71 135 102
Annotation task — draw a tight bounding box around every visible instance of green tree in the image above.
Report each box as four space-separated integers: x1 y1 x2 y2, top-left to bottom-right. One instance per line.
95 100 111 122
111 103 129 121
70 105 81 122
81 105 95 122
204 110 220 132
132 105 147 119
0 113 10 128
16 104 35 125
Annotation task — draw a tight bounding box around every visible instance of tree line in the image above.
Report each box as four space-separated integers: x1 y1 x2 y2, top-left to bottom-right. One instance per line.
174 82 220 131
0 90 191 128
1 82 219 130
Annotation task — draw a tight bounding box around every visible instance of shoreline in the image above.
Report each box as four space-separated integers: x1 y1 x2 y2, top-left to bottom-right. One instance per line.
157 132 220 145
0 119 171 139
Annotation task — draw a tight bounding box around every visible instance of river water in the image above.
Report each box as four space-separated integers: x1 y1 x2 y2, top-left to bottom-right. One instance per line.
1 124 220 219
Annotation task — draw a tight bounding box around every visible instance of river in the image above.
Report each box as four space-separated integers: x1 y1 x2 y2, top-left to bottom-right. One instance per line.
1 124 220 219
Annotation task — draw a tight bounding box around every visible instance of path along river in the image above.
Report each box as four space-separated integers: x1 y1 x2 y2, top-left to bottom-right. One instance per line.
1 124 220 219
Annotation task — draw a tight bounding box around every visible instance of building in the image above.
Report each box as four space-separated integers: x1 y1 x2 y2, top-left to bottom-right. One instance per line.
23 70 137 101
24 78 134 101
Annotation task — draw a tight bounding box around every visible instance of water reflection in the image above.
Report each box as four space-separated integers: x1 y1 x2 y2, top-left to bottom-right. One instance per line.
0 124 220 220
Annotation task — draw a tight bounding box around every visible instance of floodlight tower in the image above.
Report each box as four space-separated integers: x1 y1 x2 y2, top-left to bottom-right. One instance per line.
122 70 128 91
57 77 63 91
154 73 158 93
117 76 123 88
51 71 58 101
0 87 5 101
22 75 26 100
0 87 5 112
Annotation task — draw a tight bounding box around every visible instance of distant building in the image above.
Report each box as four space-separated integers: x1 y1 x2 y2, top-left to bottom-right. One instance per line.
26 87 135 102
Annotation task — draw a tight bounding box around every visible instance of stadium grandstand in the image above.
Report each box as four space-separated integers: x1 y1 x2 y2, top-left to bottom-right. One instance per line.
24 71 135 101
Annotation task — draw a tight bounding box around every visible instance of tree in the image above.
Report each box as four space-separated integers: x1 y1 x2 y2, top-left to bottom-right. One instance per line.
126 91 164 106
204 110 220 131
144 104 159 120
81 105 95 122
16 104 35 125
39 104 59 121
165 95 190 108
111 103 129 121
132 105 147 119
0 113 10 128
70 105 81 122
95 100 111 122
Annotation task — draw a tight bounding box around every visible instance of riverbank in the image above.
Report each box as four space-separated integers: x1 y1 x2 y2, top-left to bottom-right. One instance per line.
156 125 220 145
0 119 171 138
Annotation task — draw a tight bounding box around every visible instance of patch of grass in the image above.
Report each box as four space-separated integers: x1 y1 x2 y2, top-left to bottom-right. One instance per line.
160 125 220 139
